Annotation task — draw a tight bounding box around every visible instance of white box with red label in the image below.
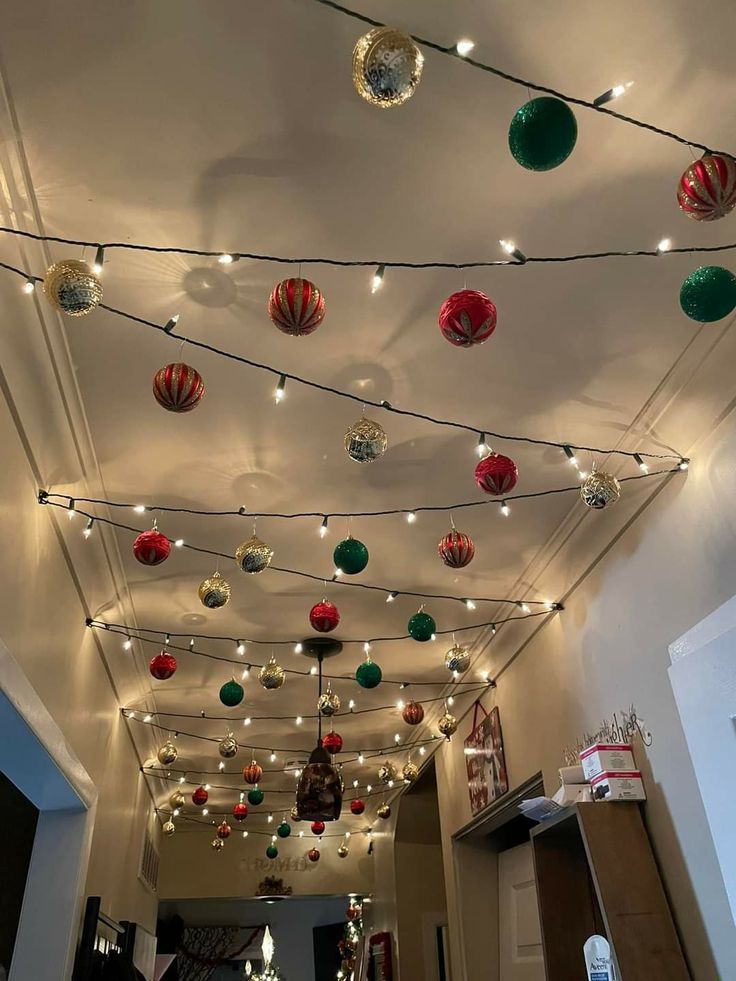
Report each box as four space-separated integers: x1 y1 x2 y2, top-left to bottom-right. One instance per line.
580 742 636 780
590 770 646 802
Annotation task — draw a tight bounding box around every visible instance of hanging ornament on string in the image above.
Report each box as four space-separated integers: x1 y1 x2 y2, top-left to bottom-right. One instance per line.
243 760 263 785
438 524 475 568
162 820 176 837
133 525 171 566
235 533 273 574
268 278 325 336
233 800 249 821
350 799 365 815
677 153 736 221
438 290 497 347
356 652 382 689
169 790 185 810
679 266 736 322
248 786 265 806
377 802 392 820
157 739 178 765
508 97 578 171
43 259 102 316
580 470 621 509
149 650 177 680
290 805 302 822
352 27 424 108
445 643 471 674
219 733 238 759
217 821 232 840
266 844 279 860
378 761 397 785
308 847 321 863
198 571 231 609
322 729 343 755
311 820 326 836
402 700 425 726
192 785 209 806
345 416 388 463
475 452 518 495
402 761 419 784
338 842 349 858
153 362 205 413
408 608 436 642
211 837 225 853
309 600 340 633
277 820 291 839
438 709 458 739
259 655 286 690
333 535 369 575
219 678 245 707
318 686 341 717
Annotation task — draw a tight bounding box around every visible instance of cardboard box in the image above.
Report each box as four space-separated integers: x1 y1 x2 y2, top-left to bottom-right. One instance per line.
580 742 635 780
590 770 646 802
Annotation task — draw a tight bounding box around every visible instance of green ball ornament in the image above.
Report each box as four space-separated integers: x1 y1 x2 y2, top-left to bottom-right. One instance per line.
356 658 382 689
408 611 436 642
679 266 736 323
277 821 291 838
247 787 265 806
266 844 278 859
333 536 369 575
219 679 244 707
508 97 578 171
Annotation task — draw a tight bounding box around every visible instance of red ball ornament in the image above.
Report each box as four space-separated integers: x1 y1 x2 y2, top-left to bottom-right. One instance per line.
350 799 365 815
678 153 736 222
232 802 249 821
217 821 232 840
243 761 263 785
346 905 360 921
474 453 518 495
309 600 340 633
438 289 497 347
322 730 343 755
133 528 171 566
152 362 205 412
438 528 475 568
402 700 425 726
192 786 208 806
268 278 325 336
308 847 321 863
311 820 325 836
149 651 177 680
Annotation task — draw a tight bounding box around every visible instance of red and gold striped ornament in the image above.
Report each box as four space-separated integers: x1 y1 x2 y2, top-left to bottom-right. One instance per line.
402 700 424 725
438 528 475 568
153 362 205 412
438 289 497 347
309 600 340 633
268 277 325 336
233 801 249 821
133 527 171 565
474 452 518 495
678 153 736 222
243 760 263 785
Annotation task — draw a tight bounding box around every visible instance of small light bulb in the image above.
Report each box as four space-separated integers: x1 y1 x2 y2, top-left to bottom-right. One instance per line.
397 699 405 710
419 746 426 756
388 780 394 788
319 516 329 538
270 751 276 762
133 504 146 513
202 808 209 816
243 717 252 726
500 501 510 517
218 253 236 265
83 517 94 539
299 830 304 838
67 500 76 519
237 642 246 656
93 245 105 276
296 716 303 725
657 238 672 254
204 783 211 791
386 591 398 603
294 642 303 654
143 714 152 723
268 813 273 823
371 264 386 293
242 663 251 677
447 696 455 707
173 808 180 817
242 830 248 838
274 374 286 403
679 458 690 471
174 538 184 548
163 314 180 333
499 239 527 263
406 511 417 524
394 734 400 744
363 642 371 654
430 633 436 641
353 779 359 788
358 753 365 764
218 761 225 771
633 452 649 473
179 776 185 784
366 784 372 793
455 38 475 57
23 278 35 294
333 567 343 579
518 601 531 614
563 445 578 467
593 81 634 107
476 433 489 458
123 637 132 651
348 699 356 711
310 665 317 675
464 599 476 611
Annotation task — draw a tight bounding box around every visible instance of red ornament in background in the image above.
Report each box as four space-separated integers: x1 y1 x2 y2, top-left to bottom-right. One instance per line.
152 362 205 412
438 529 475 568
350 799 365 815
232 802 249 821
402 700 425 726
474 453 519 495
438 289 497 347
322 730 343 755
346 905 360 921
678 153 736 222
217 821 232 840
309 600 340 633
149 650 177 680
133 528 171 566
243 761 263 785
192 786 208 806
268 278 325 336
311 820 325 836
308 848 321 863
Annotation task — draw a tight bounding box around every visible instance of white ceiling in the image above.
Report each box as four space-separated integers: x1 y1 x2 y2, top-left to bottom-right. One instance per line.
0 0 733 841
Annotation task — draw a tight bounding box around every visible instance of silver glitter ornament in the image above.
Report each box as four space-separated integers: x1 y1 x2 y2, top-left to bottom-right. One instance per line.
157 740 178 765
445 644 471 674
438 711 458 739
163 820 176 837
344 416 388 463
318 687 341 717
378 761 397 785
44 259 102 316
219 734 239 759
352 27 424 108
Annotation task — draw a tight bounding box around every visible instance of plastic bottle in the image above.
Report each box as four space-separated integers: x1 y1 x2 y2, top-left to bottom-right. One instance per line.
583 934 615 980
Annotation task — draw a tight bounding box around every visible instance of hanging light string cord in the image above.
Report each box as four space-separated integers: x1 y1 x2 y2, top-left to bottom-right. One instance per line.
156 808 374 837
309 0 723 155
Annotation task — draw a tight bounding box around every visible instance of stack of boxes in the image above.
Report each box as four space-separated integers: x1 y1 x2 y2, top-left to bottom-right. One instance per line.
580 742 646 802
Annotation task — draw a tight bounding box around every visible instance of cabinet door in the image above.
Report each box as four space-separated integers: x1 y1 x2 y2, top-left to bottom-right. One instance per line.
499 843 546 981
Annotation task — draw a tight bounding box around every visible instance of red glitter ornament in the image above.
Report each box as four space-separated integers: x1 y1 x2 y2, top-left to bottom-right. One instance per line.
232 802 249 821
402 700 425 726
243 761 263 785
350 799 365 815
311 820 325 836
152 362 205 412
217 821 232 839
438 528 475 568
308 848 321 863
268 278 325 336
133 528 171 566
322 730 343 755
438 289 497 347
192 786 208 806
149 651 177 680
678 153 736 222
474 453 518 495
309 600 340 633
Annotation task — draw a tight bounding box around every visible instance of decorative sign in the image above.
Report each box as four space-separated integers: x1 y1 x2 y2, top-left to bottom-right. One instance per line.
464 700 508 816
256 876 292 897
242 856 309 873
368 933 394 981
562 704 653 767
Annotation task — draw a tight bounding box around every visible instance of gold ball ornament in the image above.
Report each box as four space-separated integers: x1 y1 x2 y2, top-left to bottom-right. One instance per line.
344 416 388 464
438 711 458 739
157 740 178 765
338 843 349 858
378 761 398 785
198 571 231 609
580 471 621 510
290 805 302 822
318 687 341 717
377 802 392 820
259 655 285 690
169 790 185 810
353 27 424 108
43 259 102 316
235 535 274 575
211 837 225 852
445 644 471 674
162 820 176 837
219 734 239 759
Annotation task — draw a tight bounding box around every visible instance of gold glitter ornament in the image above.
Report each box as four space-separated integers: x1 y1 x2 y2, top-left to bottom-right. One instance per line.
377 802 391 820
378 761 397 785
219 733 239 759
198 571 231 609
290 805 302 822
338 843 349 858
352 27 424 109
402 761 419 783
235 534 274 574
344 416 388 463
580 471 621 510
211 837 225 852
445 644 471 674
317 687 341 717
162 820 176 837
157 740 178 765
169 790 185 810
43 259 102 316
438 711 458 739
259 655 285 690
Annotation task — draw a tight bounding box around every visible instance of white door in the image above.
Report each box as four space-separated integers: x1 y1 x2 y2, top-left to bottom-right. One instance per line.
498 842 546 981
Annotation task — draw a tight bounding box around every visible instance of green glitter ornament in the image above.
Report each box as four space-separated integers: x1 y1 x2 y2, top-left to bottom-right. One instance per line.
679 266 736 322
219 679 244 707
277 820 291 838
247 786 264 806
356 657 382 689
333 536 369 575
266 844 278 859
408 610 436 642
508 97 578 172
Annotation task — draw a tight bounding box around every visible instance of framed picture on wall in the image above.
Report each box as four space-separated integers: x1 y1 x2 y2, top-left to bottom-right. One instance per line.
367 932 394 981
464 701 508 815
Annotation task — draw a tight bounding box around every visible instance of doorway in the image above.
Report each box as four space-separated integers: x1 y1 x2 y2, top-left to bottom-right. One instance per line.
498 843 544 981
